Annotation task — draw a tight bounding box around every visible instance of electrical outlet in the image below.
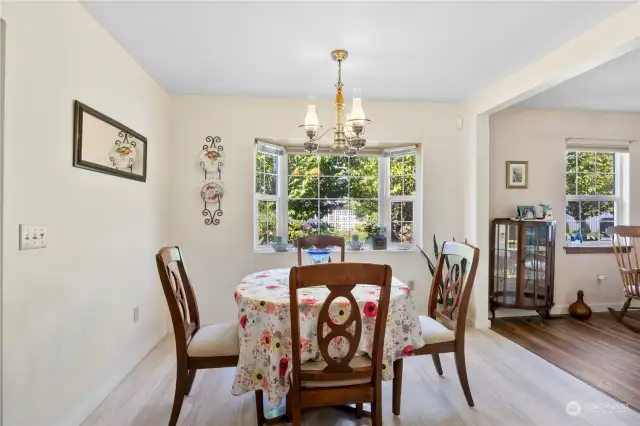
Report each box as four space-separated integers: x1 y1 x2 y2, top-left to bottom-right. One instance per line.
133 306 140 323
19 224 47 250
597 274 605 282
408 280 415 291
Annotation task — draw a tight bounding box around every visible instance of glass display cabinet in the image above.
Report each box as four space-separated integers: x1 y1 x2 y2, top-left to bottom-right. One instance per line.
489 219 556 323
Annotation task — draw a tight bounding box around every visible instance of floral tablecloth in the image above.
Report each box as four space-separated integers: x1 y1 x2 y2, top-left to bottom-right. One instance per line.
231 268 425 406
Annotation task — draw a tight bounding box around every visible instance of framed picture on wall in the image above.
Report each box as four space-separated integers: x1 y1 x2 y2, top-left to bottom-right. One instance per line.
73 100 148 182
506 161 528 189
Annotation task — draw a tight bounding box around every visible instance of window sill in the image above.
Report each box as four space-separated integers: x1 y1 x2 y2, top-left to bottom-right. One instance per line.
564 244 630 254
254 246 420 254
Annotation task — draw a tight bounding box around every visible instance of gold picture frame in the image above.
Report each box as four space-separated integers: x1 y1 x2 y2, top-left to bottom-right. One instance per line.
506 161 528 189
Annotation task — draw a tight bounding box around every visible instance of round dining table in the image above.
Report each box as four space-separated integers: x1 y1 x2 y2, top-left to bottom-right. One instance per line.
231 267 425 406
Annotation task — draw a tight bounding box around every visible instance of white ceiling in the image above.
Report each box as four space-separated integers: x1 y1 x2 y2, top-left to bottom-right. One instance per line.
82 1 632 101
517 47 640 112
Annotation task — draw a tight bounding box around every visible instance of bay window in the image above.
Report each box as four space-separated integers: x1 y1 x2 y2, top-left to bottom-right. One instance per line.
254 141 421 250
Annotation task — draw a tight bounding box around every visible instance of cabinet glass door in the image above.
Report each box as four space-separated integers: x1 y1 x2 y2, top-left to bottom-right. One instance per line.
522 223 548 307
493 221 519 306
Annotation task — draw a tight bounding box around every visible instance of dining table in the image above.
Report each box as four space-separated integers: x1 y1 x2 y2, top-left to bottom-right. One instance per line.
231 267 425 407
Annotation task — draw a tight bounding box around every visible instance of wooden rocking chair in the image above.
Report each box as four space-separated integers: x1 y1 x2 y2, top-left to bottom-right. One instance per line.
609 226 640 333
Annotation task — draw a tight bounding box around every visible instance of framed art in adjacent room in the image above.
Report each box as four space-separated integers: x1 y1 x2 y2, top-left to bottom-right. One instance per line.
73 100 147 182
506 160 528 189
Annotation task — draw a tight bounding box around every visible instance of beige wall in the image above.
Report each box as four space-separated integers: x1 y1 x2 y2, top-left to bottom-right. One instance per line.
2 2 169 425
169 95 466 325
490 108 640 315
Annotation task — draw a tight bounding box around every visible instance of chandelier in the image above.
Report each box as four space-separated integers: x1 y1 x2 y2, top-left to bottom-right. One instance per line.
300 49 371 156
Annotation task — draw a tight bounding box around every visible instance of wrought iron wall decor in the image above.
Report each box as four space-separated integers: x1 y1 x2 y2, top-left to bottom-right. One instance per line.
199 136 224 225
73 100 148 182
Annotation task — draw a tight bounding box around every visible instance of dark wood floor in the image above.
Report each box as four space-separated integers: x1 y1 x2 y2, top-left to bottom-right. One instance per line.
491 312 640 412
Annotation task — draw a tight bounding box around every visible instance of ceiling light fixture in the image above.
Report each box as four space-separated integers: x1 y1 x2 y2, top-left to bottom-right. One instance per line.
300 49 371 154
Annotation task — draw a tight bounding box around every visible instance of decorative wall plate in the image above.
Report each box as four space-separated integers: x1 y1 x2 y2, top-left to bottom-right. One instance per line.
201 179 224 203
110 141 137 169
199 148 225 172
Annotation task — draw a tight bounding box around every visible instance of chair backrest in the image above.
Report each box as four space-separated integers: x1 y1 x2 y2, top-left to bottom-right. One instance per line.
296 235 346 266
289 263 392 386
610 226 640 297
427 241 480 337
156 246 201 354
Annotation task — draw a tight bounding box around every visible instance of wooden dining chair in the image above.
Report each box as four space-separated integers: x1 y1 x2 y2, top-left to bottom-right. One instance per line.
609 226 640 333
288 262 392 426
156 247 249 426
296 235 345 266
392 241 479 415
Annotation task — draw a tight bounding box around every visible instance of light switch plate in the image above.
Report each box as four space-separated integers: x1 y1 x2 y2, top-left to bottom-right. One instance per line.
19 224 47 250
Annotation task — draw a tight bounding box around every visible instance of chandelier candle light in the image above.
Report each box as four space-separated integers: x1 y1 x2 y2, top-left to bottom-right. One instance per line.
300 49 371 155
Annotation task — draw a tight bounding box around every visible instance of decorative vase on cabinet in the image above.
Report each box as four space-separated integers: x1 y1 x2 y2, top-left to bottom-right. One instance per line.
489 219 556 324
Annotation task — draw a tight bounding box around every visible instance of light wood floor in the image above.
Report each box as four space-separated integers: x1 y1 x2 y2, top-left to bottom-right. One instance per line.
82 329 640 426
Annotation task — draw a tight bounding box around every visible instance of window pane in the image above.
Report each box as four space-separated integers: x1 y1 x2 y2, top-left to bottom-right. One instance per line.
350 177 378 198
256 152 266 175
288 200 318 242
565 152 576 172
264 154 277 174
288 200 317 221
404 154 416 175
580 201 599 240
577 152 595 172
320 200 348 239
288 176 318 198
576 173 595 195
319 176 348 198
257 201 277 245
288 154 317 176
596 152 614 173
265 174 277 196
600 201 616 239
565 173 576 196
401 202 414 221
255 173 264 194
390 176 403 196
404 175 416 195
566 201 580 235
390 157 403 175
595 173 614 195
349 156 378 176
319 155 348 176
391 222 413 243
391 202 401 222
351 200 378 224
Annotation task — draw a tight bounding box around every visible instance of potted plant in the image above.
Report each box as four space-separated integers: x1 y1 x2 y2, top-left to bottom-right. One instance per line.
363 221 379 246
372 226 387 250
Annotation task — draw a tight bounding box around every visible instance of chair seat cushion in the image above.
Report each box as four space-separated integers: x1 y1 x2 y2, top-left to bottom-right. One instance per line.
301 356 372 388
419 315 455 345
187 323 240 357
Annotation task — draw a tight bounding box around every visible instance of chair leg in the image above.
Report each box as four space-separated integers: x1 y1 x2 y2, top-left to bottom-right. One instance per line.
255 390 265 426
290 393 302 426
454 345 474 407
432 353 443 376
371 385 383 426
392 359 403 415
185 370 197 396
355 403 364 419
609 297 640 333
169 366 188 426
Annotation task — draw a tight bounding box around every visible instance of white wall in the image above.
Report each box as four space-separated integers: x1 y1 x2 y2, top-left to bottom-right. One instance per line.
2 2 169 425
490 108 640 315
169 95 466 324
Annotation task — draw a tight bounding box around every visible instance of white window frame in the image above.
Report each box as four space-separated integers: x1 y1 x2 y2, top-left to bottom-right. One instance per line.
254 142 422 251
382 146 421 248
254 141 285 249
564 146 629 245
